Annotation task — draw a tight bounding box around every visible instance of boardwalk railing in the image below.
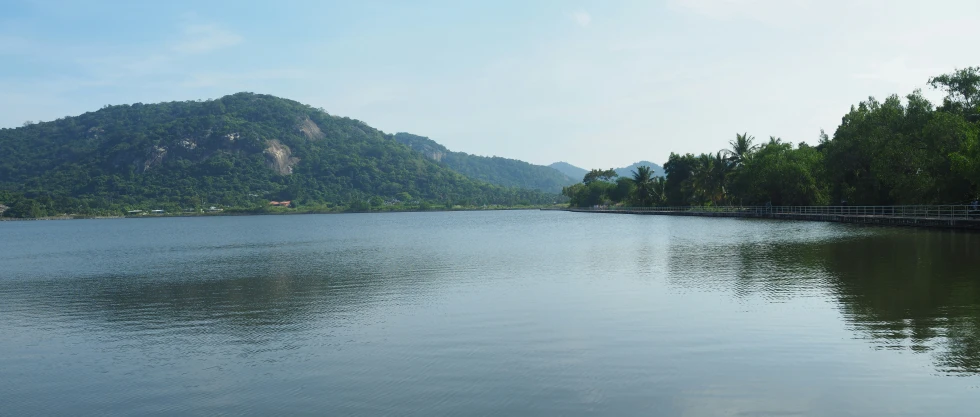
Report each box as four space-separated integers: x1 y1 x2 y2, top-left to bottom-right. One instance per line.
575 205 980 219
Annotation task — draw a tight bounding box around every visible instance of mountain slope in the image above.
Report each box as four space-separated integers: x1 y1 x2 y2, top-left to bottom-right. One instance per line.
393 133 577 193
548 162 589 182
0 93 556 217
549 161 665 182
615 161 664 178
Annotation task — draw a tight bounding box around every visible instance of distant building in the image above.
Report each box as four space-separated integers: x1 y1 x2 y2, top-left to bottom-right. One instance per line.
127 210 143 215
151 209 165 214
207 206 223 212
268 201 292 207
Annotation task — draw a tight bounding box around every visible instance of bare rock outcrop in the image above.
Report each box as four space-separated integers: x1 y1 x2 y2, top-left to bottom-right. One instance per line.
425 150 445 162
298 117 324 140
264 139 299 175
141 146 167 172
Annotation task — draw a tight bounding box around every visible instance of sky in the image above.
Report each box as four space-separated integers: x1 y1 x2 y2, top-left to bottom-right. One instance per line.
3 0 980 169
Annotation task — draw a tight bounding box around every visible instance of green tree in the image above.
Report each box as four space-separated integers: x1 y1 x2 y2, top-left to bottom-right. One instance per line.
690 152 730 205
583 168 618 185
731 142 828 206
929 66 980 114
727 133 757 167
562 181 616 207
663 153 697 206
630 165 656 206
608 177 636 204
7 199 46 218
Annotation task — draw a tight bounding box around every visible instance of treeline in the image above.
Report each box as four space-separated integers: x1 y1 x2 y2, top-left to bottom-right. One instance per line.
564 67 980 207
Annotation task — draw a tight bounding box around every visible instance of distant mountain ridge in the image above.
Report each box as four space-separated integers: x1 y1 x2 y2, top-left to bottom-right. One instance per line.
615 161 664 178
394 133 577 193
548 162 589 181
549 161 664 182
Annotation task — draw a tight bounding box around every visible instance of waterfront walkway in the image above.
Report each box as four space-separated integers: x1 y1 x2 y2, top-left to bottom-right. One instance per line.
562 205 980 230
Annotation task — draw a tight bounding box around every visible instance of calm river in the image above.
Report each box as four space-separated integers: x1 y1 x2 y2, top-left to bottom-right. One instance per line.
1 211 978 416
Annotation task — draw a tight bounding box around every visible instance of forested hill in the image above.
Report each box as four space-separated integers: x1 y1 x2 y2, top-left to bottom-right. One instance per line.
393 132 577 193
615 161 664 178
0 93 557 217
548 162 588 181
549 161 664 181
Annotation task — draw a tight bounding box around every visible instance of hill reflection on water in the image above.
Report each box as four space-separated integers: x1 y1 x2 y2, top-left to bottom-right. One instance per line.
1 212 978 416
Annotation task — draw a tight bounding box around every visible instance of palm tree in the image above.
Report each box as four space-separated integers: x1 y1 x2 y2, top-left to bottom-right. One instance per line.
712 151 732 203
692 152 732 205
691 154 714 205
631 166 655 206
650 177 666 205
727 133 758 167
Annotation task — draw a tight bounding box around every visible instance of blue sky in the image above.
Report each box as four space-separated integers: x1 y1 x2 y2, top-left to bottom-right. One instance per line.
3 0 980 168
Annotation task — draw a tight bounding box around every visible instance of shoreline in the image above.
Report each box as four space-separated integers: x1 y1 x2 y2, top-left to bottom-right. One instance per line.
0 206 551 222
562 208 980 231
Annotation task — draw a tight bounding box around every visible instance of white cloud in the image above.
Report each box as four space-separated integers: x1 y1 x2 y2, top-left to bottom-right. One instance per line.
172 24 242 54
571 11 592 28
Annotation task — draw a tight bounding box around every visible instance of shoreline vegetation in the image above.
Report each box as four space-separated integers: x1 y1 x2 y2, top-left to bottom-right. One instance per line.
0 204 560 221
562 67 980 210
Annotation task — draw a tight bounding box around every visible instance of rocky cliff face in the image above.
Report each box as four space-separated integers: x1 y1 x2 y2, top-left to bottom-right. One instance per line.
141 146 168 172
298 116 324 141
264 139 299 175
393 132 450 162
423 149 445 162
121 126 307 176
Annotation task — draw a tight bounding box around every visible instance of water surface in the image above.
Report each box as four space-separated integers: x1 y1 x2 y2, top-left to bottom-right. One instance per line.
1 211 978 416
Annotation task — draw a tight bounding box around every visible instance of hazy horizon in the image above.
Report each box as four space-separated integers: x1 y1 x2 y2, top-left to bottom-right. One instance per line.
3 0 979 168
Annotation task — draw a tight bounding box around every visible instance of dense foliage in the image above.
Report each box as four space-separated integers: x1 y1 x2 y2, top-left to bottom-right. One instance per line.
0 93 559 218
561 167 666 208
394 133 577 193
563 68 980 208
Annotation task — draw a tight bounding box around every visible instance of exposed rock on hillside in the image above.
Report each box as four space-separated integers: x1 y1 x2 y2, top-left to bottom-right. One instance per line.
264 139 299 175
142 146 168 172
298 117 324 140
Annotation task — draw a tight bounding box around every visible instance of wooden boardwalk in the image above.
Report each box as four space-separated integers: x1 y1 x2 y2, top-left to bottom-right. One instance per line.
561 207 980 231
